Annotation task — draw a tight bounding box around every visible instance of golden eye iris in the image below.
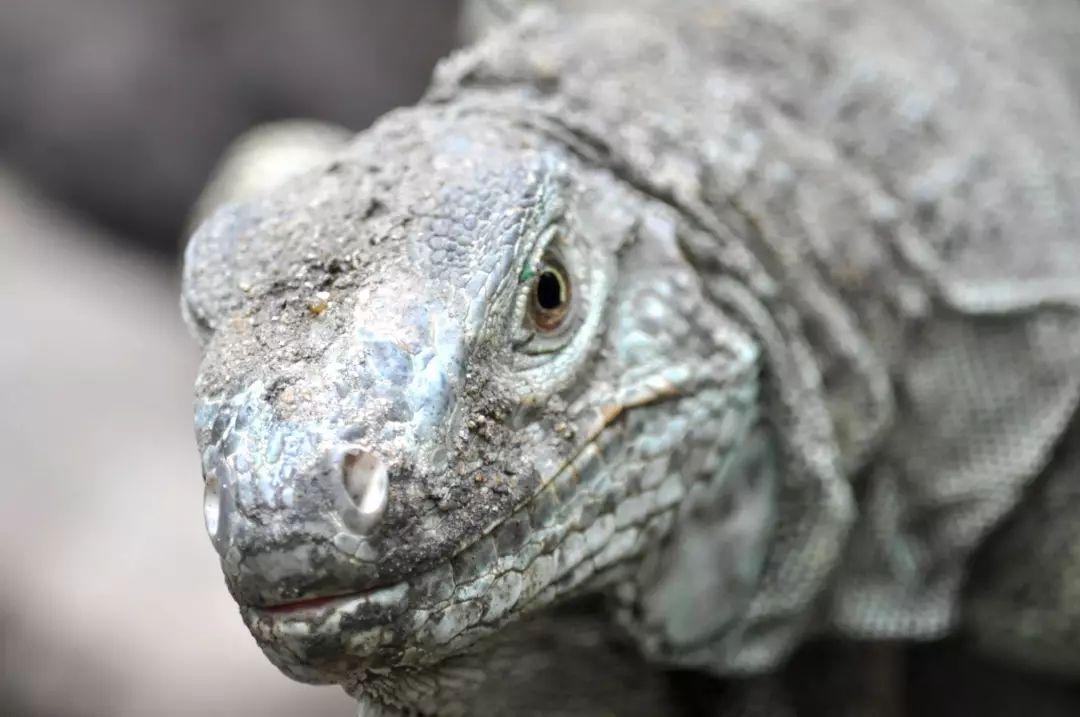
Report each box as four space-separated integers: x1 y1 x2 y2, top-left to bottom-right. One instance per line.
530 261 571 332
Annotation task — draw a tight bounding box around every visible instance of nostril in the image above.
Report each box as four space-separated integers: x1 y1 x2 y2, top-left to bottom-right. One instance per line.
204 473 222 540
340 447 388 534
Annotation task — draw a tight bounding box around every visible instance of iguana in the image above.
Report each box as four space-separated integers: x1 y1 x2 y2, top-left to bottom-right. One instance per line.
181 0 1080 714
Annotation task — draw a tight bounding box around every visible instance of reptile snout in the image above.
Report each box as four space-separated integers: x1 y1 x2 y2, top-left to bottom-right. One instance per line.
203 439 390 547
196 385 416 607
194 286 481 610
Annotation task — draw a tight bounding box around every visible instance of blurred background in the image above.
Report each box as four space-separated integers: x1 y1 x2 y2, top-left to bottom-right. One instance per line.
0 2 459 715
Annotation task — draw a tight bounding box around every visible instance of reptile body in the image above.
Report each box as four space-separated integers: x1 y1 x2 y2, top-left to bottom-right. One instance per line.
182 0 1080 713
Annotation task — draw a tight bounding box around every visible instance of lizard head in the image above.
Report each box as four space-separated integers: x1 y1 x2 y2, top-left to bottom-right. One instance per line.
182 108 770 712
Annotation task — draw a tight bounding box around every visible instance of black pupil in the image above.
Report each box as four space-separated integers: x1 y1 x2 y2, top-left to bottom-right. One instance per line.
536 271 563 310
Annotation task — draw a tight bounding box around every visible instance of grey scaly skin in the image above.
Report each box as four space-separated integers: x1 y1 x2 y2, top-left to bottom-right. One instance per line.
182 0 1080 714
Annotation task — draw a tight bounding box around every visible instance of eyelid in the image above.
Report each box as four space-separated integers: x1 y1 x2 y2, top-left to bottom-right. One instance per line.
519 221 564 284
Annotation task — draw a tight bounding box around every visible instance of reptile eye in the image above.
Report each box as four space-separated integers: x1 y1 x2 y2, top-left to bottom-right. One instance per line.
530 261 571 332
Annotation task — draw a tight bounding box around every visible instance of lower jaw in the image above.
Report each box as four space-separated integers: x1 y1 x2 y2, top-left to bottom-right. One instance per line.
247 613 498 701
240 581 415 674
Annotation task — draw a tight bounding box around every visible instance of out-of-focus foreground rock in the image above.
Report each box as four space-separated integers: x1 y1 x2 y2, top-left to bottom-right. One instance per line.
0 175 355 715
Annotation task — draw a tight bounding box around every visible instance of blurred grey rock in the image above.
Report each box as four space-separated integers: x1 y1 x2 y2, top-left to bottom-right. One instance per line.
0 0 460 256
188 119 351 230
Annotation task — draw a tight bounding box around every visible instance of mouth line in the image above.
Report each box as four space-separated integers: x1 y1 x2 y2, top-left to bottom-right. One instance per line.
252 587 382 614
